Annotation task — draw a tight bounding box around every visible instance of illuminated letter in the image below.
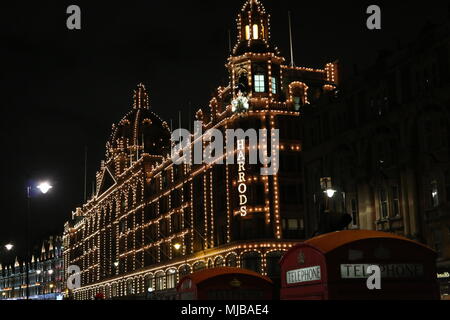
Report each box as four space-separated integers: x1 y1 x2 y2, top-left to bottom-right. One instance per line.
226 130 258 165
239 195 248 206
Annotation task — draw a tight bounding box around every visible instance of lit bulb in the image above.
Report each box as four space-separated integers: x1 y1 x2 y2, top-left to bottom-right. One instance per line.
37 182 53 194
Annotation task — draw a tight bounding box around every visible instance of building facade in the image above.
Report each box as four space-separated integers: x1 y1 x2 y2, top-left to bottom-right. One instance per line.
63 0 338 300
301 19 450 298
0 236 64 300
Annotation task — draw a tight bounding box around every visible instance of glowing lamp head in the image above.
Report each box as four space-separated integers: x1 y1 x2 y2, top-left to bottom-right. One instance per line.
37 182 53 194
47 269 54 275
36 270 42 275
325 189 337 198
114 261 119 267
5 244 13 251
173 243 182 251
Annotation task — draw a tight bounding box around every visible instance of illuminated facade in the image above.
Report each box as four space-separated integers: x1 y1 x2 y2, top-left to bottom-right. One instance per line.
0 236 64 300
63 0 338 300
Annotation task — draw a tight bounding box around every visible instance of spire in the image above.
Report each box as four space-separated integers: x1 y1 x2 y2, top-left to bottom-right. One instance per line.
233 0 279 57
288 11 295 67
133 83 150 110
237 0 270 43
14 257 19 268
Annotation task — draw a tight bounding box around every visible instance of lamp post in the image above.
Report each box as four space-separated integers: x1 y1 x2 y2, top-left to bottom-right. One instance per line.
314 177 352 236
25 181 53 300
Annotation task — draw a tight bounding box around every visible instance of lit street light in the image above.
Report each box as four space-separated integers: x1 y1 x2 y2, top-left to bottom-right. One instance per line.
24 180 53 300
325 188 337 198
4 244 13 251
37 182 53 194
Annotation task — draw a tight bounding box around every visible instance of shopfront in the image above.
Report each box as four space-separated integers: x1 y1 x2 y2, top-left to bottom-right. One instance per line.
280 230 440 300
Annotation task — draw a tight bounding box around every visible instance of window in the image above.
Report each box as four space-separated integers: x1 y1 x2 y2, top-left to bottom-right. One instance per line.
379 188 388 219
252 24 259 39
166 270 177 289
351 198 358 226
294 97 301 111
445 171 450 202
431 180 439 208
254 74 265 93
392 186 400 216
241 252 261 273
245 25 250 40
271 77 277 94
119 220 126 234
432 228 443 257
155 273 165 291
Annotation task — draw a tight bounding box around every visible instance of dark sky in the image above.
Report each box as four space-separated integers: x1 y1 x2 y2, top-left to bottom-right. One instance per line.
0 0 448 263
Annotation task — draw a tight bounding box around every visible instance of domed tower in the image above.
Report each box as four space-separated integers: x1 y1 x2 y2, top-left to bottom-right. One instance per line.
228 0 285 109
99 84 170 186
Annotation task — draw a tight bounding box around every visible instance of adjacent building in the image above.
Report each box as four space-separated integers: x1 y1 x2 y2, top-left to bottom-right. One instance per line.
301 19 450 298
0 236 64 300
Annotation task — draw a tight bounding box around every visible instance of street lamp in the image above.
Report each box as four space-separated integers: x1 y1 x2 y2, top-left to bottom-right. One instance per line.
37 182 53 194
4 244 13 251
173 243 182 251
325 188 337 199
25 180 53 300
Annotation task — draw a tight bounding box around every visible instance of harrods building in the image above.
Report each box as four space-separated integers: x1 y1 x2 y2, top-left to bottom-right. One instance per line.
63 0 338 300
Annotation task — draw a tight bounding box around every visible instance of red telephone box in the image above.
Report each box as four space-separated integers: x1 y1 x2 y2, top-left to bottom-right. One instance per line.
280 230 440 300
176 267 273 300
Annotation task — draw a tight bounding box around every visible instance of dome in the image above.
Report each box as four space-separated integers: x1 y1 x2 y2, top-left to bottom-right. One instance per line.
106 84 171 159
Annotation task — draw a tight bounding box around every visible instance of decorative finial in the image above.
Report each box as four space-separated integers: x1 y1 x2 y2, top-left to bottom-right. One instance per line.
133 83 150 110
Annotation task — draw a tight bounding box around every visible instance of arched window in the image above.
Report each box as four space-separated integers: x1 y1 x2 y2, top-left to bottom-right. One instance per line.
166 269 177 289
193 261 206 272
179 264 191 278
289 82 309 110
266 251 284 277
111 283 117 297
252 24 259 39
214 256 224 267
144 274 153 293
155 271 165 291
245 25 251 40
241 251 262 273
225 253 238 267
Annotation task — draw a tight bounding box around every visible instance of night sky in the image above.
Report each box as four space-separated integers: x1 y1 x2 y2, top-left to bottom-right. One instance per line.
0 0 448 263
